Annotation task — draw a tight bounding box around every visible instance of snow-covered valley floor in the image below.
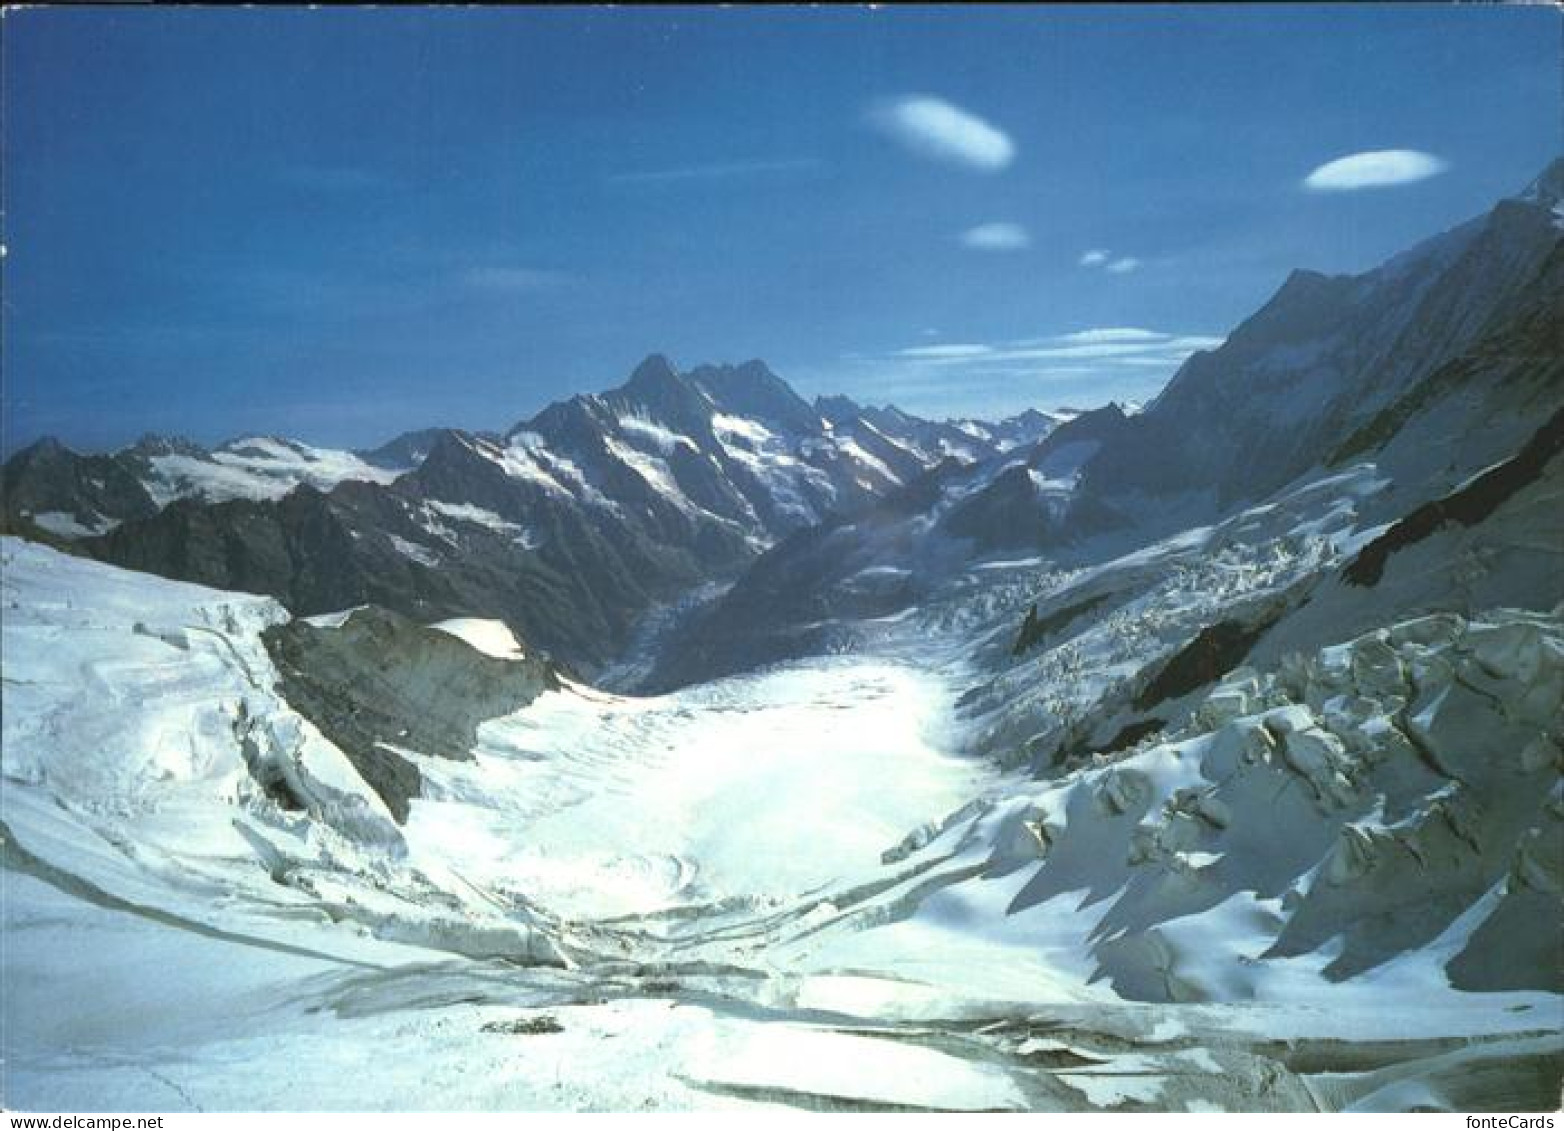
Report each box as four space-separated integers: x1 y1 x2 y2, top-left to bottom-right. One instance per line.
2 537 1560 1112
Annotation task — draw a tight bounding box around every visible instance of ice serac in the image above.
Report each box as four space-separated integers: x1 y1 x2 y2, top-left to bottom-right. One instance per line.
997 610 1564 998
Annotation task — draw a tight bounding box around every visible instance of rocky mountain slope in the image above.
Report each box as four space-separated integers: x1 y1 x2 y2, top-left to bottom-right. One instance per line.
1082 157 1564 513
0 432 423 539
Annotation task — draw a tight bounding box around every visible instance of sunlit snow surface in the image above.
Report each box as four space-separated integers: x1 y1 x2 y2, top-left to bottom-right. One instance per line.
429 617 528 660
405 661 981 921
3 504 1560 1111
142 438 404 505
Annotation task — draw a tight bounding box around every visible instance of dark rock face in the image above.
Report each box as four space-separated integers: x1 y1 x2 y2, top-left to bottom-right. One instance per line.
688 359 822 435
1026 403 1131 473
357 427 468 470
1132 617 1278 711
936 407 1136 558
1344 400 1564 589
481 1015 565 1035
1083 718 1166 760
0 437 159 535
82 472 633 671
262 607 558 821
938 465 1097 557
1012 592 1115 657
1316 236 1564 477
85 488 369 614
2 428 429 547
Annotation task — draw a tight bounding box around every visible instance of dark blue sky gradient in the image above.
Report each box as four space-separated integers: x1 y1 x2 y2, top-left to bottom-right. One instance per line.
3 6 1558 451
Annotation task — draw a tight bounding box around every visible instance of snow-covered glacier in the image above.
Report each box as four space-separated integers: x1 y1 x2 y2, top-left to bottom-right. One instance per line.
3 517 1559 1111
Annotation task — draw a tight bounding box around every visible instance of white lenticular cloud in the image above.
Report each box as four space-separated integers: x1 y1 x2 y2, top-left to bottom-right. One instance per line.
1056 327 1166 345
884 327 1224 370
1303 149 1449 191
1079 250 1143 275
960 222 1030 251
869 95 1016 172
896 343 995 360
608 157 824 185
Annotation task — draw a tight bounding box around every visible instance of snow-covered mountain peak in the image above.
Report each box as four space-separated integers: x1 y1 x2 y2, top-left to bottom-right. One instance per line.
688 358 823 434
628 351 679 383
619 352 695 403
120 432 211 460
814 393 861 423
600 354 719 434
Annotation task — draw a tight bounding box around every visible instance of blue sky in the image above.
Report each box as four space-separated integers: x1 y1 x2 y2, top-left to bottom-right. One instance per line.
3 6 1558 452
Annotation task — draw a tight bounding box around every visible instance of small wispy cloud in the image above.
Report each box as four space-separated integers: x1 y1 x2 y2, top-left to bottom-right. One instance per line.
960 222 1030 251
1079 249 1141 274
1303 149 1449 192
607 157 823 186
822 327 1225 418
867 95 1016 173
882 327 1224 371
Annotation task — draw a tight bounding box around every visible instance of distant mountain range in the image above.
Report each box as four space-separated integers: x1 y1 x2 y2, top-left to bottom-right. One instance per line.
1 355 1062 672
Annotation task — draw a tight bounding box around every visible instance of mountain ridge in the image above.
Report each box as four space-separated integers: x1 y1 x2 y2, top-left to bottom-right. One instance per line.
3 358 1070 673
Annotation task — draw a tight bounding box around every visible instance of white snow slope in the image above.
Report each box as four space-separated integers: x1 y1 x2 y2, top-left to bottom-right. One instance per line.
2 517 1560 1111
140 437 405 506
